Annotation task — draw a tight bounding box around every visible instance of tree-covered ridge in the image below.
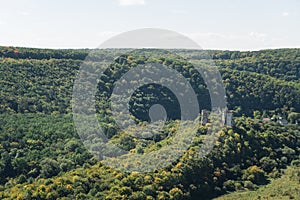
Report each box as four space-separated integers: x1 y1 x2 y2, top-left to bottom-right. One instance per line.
0 46 89 60
0 47 299 199
1 46 299 82
221 68 300 116
0 57 81 114
170 48 300 82
0 114 93 184
0 116 299 199
0 48 299 118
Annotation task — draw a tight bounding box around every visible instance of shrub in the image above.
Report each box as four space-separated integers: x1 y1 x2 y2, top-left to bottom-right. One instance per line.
244 181 255 190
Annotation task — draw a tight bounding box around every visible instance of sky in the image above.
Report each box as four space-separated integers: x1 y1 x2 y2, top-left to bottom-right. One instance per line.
0 0 299 50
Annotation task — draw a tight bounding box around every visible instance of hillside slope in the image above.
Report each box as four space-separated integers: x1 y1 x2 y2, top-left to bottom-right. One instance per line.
215 164 300 200
0 47 299 199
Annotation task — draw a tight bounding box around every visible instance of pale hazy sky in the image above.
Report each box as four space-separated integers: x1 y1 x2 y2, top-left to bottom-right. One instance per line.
0 0 299 50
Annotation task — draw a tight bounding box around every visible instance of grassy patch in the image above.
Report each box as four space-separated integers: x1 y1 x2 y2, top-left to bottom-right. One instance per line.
215 164 300 200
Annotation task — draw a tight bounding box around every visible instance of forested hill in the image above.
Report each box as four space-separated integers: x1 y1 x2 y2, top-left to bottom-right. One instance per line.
0 46 299 200
1 47 299 82
0 46 299 117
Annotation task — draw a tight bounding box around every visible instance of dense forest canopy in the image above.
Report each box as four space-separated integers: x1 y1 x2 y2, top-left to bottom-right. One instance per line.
0 46 299 117
0 46 299 199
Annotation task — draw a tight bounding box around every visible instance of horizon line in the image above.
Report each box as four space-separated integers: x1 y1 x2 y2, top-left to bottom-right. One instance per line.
1 45 300 52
